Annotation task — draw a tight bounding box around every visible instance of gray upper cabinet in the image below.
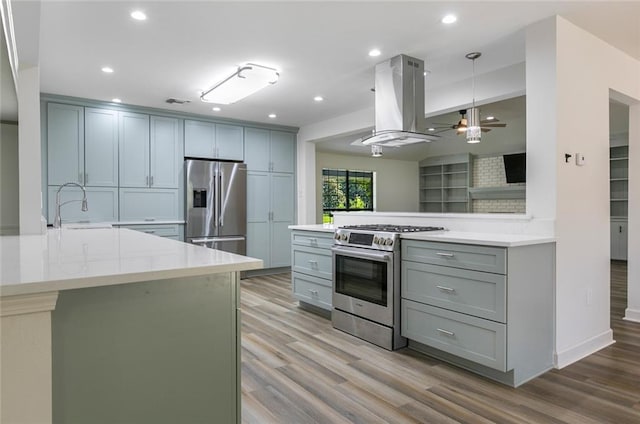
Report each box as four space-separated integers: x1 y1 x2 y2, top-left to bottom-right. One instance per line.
47 104 119 187
245 128 295 173
48 103 85 186
120 114 181 189
119 112 150 188
184 120 243 161
84 108 119 187
150 116 182 188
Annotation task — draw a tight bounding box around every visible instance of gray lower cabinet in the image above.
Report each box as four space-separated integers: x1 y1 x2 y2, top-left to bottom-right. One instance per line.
47 186 118 224
400 239 555 387
611 219 628 260
117 224 184 241
291 230 334 311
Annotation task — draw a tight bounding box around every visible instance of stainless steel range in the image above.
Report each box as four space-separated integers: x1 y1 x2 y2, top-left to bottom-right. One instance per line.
331 224 445 350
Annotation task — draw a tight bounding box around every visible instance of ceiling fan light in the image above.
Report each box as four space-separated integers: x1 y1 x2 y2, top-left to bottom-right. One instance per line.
371 145 383 157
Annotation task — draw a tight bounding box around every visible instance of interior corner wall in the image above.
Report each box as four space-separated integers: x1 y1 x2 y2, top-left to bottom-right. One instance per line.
626 103 640 322
296 137 316 225
527 16 640 368
17 65 43 234
315 152 419 224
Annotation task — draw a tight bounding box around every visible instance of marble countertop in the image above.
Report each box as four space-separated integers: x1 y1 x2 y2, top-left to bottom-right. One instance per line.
0 228 263 297
288 224 554 247
399 231 555 247
288 224 337 233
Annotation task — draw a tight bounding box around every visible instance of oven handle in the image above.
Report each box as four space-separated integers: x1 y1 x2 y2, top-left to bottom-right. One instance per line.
331 246 393 262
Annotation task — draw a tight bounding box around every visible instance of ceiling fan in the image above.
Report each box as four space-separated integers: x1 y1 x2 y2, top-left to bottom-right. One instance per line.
430 109 507 135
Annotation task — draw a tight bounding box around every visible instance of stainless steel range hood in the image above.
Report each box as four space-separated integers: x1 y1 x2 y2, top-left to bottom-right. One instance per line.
362 54 438 146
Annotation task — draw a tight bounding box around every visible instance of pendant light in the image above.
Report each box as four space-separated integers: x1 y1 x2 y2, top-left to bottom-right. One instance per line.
465 52 482 144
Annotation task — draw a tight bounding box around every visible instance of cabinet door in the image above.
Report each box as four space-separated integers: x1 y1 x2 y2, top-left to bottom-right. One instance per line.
119 112 150 188
47 186 118 224
119 188 180 221
247 171 271 265
611 221 628 260
244 128 270 171
270 173 294 267
47 103 84 185
270 131 295 173
150 116 182 189
84 108 118 186
216 124 244 161
184 120 215 159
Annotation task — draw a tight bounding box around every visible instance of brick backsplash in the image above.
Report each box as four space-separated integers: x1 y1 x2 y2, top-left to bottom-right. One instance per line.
472 156 526 213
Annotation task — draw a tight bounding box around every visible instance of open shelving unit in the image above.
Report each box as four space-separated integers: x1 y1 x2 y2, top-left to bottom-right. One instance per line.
610 145 628 260
419 153 472 213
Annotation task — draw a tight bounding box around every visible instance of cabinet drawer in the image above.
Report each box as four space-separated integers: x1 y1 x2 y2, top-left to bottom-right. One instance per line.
402 299 506 371
402 240 506 274
292 245 332 280
119 224 181 238
291 231 334 249
402 262 506 322
292 272 332 311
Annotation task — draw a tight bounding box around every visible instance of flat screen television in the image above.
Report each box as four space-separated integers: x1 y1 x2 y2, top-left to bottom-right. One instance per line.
503 153 526 184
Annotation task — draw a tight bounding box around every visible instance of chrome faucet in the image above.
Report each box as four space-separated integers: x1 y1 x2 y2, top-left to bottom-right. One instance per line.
53 182 88 228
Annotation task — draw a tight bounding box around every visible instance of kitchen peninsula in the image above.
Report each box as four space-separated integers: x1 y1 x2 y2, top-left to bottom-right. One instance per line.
0 228 262 424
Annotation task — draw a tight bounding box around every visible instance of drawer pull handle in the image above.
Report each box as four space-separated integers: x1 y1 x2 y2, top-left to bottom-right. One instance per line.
436 285 456 293
308 260 318 268
308 289 318 295
437 328 455 337
143 230 156 234
436 252 455 258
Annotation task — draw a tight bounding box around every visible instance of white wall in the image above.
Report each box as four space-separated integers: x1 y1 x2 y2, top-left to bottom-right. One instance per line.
1 123 19 234
626 103 640 322
315 152 418 223
527 16 640 367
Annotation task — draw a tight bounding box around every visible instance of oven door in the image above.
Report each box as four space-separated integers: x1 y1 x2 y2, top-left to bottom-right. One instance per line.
332 245 394 327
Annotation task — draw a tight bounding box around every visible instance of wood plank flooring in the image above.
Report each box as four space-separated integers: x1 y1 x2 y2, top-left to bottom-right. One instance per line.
240 261 640 423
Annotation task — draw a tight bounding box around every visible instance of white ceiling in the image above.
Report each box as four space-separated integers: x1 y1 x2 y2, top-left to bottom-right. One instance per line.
26 1 639 132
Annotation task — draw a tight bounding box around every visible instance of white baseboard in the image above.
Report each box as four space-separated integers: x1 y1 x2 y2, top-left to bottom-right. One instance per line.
624 308 640 323
554 329 614 369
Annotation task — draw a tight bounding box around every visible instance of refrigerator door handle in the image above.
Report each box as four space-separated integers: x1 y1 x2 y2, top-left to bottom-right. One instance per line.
219 169 225 228
213 171 218 229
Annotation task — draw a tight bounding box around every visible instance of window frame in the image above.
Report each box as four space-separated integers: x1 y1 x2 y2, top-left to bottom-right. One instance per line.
322 168 374 214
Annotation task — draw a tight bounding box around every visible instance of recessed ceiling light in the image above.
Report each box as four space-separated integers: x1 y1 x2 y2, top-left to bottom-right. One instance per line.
314 96 324 102
130 10 147 21
427 127 435 131
268 113 277 119
101 67 114 73
112 98 122 103
368 49 381 57
486 116 495 120
442 14 457 24
212 107 221 112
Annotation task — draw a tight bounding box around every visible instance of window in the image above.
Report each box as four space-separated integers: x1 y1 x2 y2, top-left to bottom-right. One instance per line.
322 169 374 222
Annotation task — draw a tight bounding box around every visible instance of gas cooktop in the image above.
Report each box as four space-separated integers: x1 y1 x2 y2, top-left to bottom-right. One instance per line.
339 224 445 233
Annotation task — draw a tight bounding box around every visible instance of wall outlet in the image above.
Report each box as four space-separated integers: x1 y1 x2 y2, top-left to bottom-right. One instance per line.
576 153 586 166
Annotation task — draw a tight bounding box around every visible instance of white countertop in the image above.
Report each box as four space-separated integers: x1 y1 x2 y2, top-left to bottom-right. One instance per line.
401 231 555 247
288 224 337 233
0 228 263 297
288 224 554 247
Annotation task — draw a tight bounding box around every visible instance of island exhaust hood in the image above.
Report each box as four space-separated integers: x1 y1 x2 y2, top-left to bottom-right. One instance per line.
361 54 438 147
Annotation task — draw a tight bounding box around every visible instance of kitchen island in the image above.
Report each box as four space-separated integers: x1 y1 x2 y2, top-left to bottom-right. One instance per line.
0 228 262 424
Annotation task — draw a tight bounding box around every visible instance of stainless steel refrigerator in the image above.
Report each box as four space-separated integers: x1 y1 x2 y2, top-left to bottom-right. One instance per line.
185 159 247 255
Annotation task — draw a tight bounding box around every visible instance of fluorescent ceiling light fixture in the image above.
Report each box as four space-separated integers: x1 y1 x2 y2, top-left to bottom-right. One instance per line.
101 66 114 73
130 10 147 20
427 127 435 131
268 113 277 119
112 98 122 103
371 145 383 157
441 14 457 24
368 49 381 57
212 107 221 112
200 63 279 105
314 96 324 102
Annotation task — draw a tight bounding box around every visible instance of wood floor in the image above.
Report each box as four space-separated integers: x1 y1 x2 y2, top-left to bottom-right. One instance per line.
240 261 640 423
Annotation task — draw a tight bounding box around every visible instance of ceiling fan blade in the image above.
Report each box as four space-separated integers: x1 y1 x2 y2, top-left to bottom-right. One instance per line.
481 128 492 133
480 118 500 124
481 123 507 128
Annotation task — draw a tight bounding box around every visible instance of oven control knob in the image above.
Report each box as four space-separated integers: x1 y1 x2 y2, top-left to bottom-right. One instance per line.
385 238 393 246
373 236 379 244
334 233 340 240
341 234 348 241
